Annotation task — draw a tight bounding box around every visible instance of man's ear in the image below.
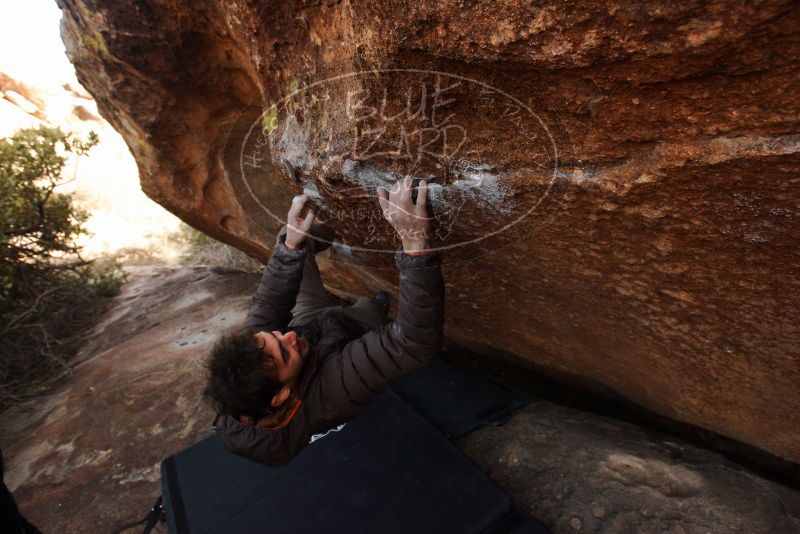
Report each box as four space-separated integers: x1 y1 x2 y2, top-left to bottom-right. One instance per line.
271 386 291 408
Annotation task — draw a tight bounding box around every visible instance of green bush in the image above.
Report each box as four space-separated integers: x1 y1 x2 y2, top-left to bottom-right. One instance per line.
0 126 125 406
178 222 217 249
176 222 262 272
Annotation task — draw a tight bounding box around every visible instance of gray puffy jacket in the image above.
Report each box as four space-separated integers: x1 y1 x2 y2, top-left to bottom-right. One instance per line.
215 234 445 466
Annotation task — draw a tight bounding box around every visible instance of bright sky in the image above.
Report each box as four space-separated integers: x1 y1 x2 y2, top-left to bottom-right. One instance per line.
0 0 78 88
0 1 183 262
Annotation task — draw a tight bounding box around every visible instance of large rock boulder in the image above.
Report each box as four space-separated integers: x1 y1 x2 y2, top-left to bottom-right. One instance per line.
55 0 800 462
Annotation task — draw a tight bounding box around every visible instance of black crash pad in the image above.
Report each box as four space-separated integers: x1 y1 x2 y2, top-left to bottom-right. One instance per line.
161 392 513 534
393 358 530 438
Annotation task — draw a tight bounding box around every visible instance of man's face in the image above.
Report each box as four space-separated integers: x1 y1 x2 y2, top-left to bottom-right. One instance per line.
254 330 310 388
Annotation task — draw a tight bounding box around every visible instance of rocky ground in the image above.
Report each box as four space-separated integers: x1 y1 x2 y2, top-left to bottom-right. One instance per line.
462 402 800 533
1 265 798 533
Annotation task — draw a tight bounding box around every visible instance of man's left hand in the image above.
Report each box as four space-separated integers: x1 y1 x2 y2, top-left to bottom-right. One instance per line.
285 194 315 250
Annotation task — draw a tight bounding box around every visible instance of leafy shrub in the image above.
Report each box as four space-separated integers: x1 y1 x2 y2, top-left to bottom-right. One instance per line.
0 126 125 406
177 223 262 272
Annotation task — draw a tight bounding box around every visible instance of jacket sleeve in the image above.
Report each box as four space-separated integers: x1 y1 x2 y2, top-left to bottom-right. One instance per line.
245 232 307 333
312 248 445 425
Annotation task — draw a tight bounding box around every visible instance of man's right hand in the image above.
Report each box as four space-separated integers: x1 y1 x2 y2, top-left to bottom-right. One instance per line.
285 194 315 250
377 177 431 256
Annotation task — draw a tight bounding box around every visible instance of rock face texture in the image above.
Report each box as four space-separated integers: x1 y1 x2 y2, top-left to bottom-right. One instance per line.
56 1 800 462
2 266 797 533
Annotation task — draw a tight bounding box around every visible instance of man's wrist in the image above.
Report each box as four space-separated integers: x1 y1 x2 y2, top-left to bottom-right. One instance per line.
278 232 305 253
402 239 431 256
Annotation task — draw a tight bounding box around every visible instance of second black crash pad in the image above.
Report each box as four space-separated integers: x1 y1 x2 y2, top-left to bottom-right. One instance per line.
393 358 530 438
161 391 512 534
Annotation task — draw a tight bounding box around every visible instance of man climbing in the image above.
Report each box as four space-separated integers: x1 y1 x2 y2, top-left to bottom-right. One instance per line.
205 177 444 466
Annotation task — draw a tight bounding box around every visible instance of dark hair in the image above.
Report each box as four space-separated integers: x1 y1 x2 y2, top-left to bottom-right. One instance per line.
204 327 281 421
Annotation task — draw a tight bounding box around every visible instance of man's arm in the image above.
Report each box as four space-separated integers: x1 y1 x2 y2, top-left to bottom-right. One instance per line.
245 195 315 332
244 234 306 332
312 247 444 424
310 177 444 426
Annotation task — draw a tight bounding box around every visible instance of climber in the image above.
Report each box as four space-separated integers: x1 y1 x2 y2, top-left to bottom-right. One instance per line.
205 177 445 466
